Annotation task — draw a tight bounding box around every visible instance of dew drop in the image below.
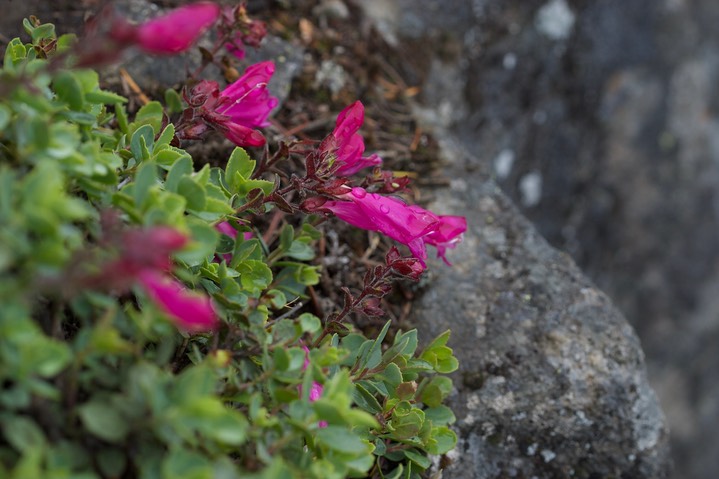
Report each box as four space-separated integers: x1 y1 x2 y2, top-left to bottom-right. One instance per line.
351 188 367 198
380 205 390 214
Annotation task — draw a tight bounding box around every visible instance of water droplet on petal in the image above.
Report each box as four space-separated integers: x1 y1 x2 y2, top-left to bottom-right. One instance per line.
351 188 367 199
370 193 381 200
380 205 390 214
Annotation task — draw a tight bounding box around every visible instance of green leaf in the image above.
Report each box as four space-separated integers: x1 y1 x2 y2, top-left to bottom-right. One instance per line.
22 334 72 377
383 464 404 479
115 103 129 133
299 313 321 334
396 382 417 401
85 89 128 104
73 69 100 93
286 240 315 260
353 383 382 414
393 329 418 357
164 88 185 114
420 376 453 408
97 448 127 478
22 18 34 36
237 178 274 197
377 362 403 390
424 405 456 426
30 23 56 43
315 426 371 455
176 397 249 446
165 155 192 192
4 38 27 69
156 123 175 148
129 101 163 135
423 329 450 350
226 147 255 191
54 71 85 110
173 364 217 401
2 416 46 452
175 219 218 266
426 426 457 455
0 104 11 131
363 320 391 371
264 289 285 309
178 177 206 211
132 161 157 208
78 400 130 443
389 408 424 439
161 449 213 479
130 124 154 161
154 148 186 168
273 347 290 371
56 33 77 53
236 260 273 294
279 224 294 252
293 264 320 286
403 449 431 470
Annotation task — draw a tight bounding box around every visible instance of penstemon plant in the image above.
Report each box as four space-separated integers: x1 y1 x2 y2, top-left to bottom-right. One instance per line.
0 3 466 479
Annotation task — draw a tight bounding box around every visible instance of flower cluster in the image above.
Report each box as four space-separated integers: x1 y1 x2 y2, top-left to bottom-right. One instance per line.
302 102 467 269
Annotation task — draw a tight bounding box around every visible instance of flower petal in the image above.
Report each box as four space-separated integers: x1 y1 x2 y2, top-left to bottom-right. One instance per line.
329 102 383 176
138 271 218 331
136 2 220 54
218 61 278 128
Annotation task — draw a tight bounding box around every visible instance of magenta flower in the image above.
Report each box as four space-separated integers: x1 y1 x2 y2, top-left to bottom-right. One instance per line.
216 61 278 129
325 101 382 176
220 121 267 148
303 187 466 266
138 270 218 332
134 2 220 54
181 62 278 148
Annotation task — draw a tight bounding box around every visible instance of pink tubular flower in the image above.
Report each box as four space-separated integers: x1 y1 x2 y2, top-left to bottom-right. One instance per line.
220 121 267 148
138 271 218 332
135 2 220 54
303 187 466 266
326 101 382 176
216 61 278 129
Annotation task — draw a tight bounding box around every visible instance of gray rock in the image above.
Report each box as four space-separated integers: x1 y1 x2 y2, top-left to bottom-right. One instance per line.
412 138 670 478
358 0 719 476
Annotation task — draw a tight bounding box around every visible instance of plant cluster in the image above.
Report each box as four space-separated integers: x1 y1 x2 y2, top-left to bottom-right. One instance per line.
0 3 466 479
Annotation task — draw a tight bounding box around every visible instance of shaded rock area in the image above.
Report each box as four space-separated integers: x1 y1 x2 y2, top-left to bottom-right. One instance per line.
359 0 718 477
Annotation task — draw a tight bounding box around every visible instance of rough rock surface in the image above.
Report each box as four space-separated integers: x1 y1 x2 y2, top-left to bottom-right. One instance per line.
358 0 718 477
414 139 670 478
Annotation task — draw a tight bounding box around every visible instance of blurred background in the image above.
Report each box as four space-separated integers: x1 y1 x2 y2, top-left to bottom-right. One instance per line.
2 0 718 476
